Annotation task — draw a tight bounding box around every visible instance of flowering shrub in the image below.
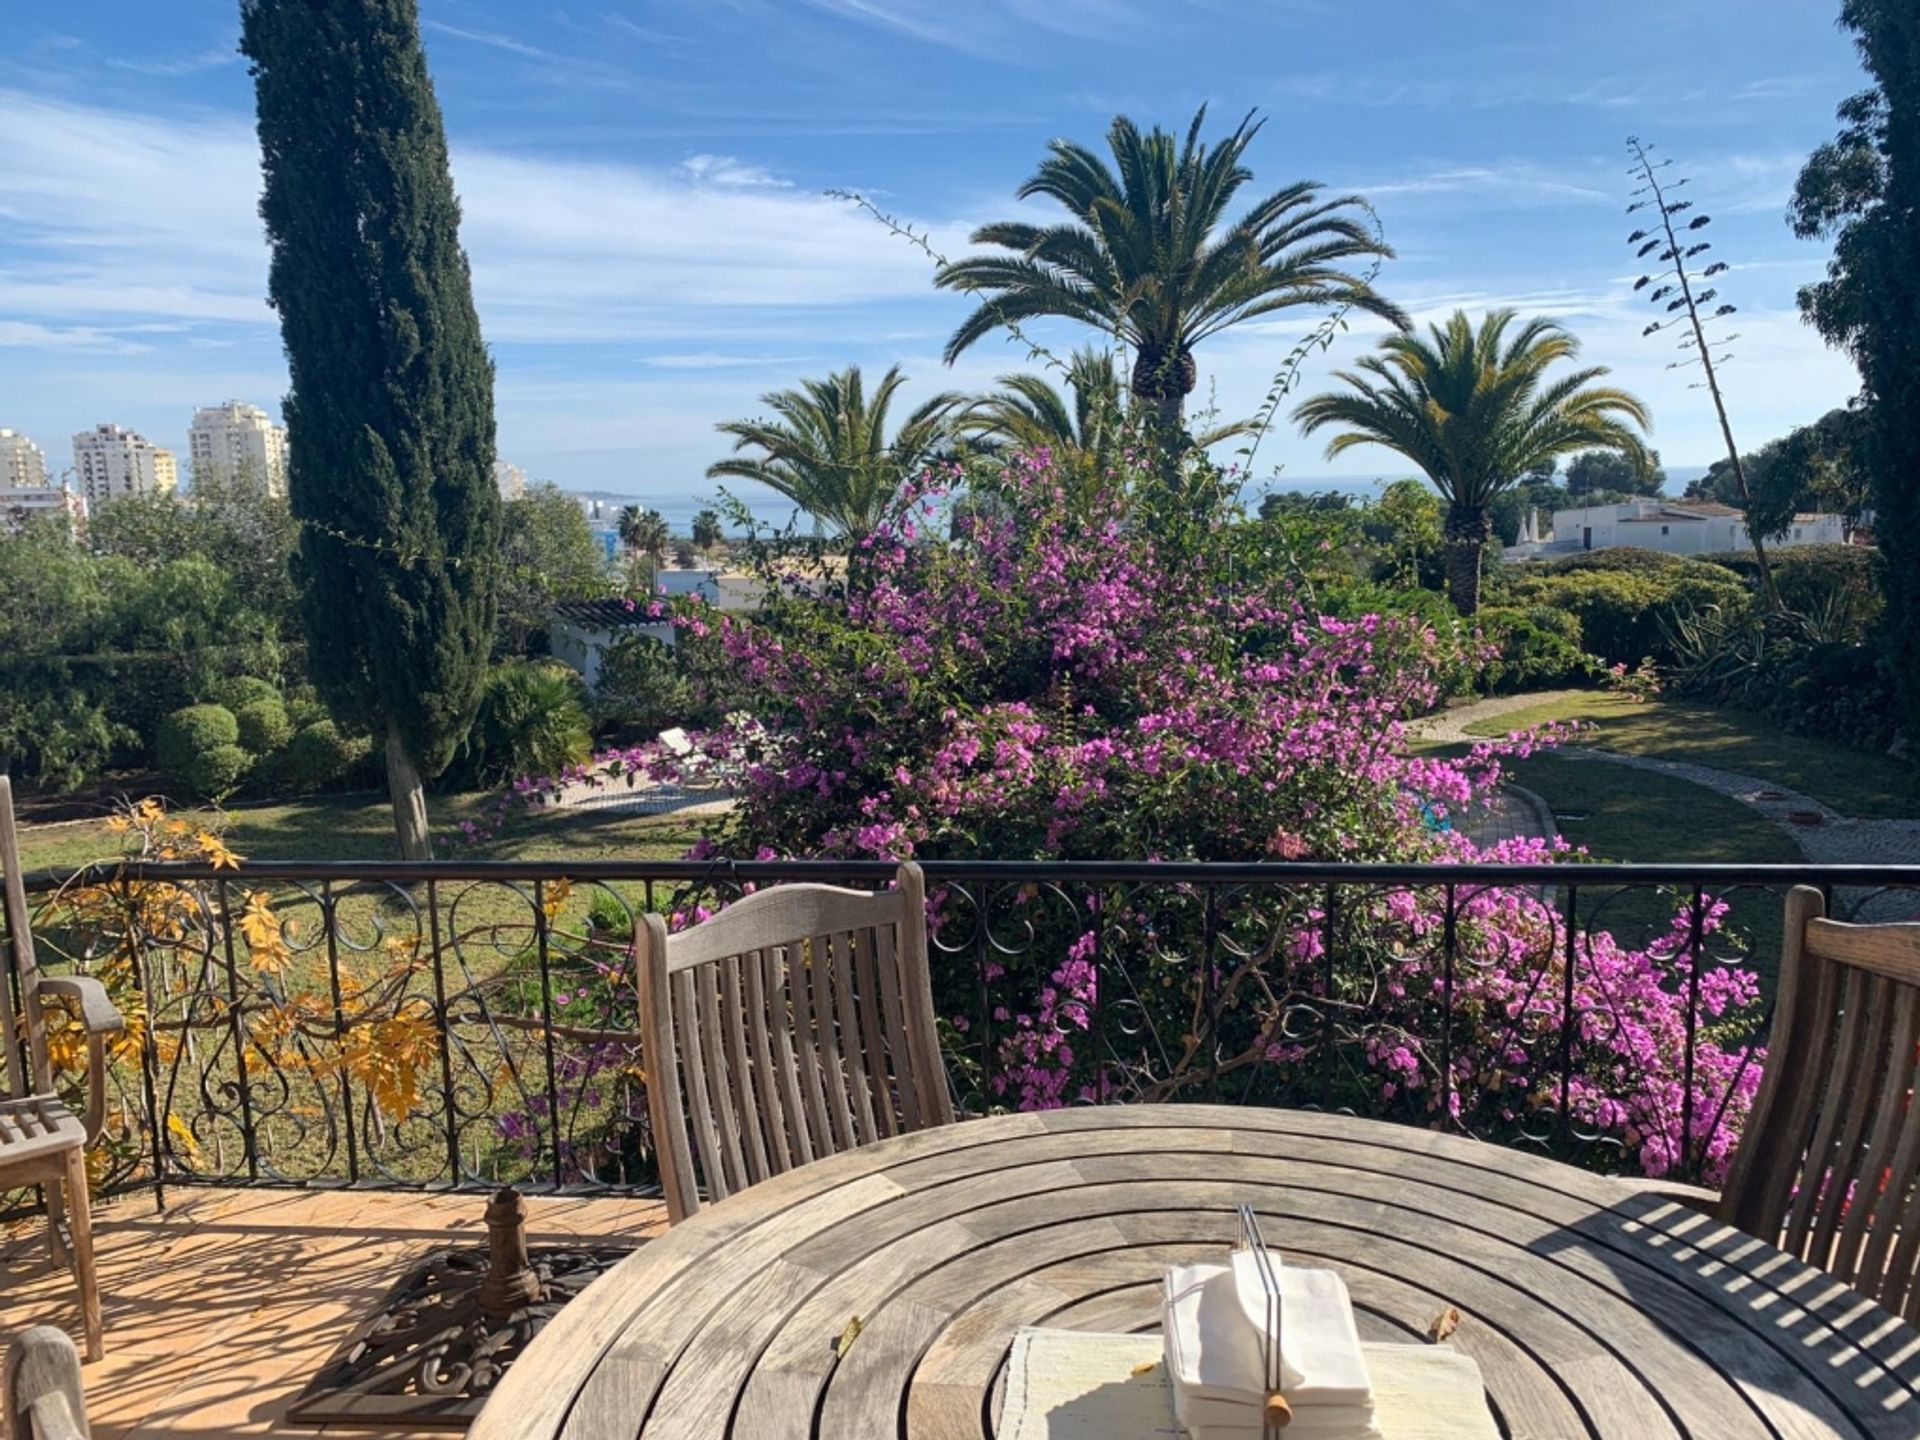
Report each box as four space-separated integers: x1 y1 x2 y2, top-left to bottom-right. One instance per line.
507 451 1764 1179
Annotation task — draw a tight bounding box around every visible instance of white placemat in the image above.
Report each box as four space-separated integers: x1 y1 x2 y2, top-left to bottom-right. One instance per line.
999 1331 1500 1440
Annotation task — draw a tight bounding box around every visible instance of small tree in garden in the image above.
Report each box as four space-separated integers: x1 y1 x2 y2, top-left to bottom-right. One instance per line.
1294 310 1653 615
243 0 500 859
1624 136 1782 611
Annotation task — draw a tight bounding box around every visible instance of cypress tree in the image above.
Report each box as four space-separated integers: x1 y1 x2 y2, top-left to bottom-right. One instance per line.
242 0 499 857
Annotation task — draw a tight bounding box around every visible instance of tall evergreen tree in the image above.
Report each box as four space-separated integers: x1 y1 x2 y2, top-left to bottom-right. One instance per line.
1789 0 1920 739
242 0 499 858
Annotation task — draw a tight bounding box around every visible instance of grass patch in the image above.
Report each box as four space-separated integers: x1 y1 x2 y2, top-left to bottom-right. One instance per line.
1463 694 1918 820
15 790 708 875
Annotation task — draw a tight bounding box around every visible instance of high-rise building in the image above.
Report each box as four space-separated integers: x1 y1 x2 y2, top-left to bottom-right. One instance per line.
188 400 288 495
71 424 177 506
0 485 87 541
495 458 527 501
0 428 50 489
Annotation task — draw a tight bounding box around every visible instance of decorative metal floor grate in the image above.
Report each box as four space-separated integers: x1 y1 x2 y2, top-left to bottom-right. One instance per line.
287 1188 638 1430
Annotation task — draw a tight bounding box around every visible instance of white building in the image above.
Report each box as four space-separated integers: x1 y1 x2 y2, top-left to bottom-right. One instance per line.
495 459 527 501
189 400 288 495
0 428 51 489
1545 500 1849 558
0 485 88 540
72 424 177 507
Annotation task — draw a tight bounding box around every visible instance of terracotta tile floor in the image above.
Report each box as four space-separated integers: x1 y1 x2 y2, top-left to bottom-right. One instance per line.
0 1186 669 1438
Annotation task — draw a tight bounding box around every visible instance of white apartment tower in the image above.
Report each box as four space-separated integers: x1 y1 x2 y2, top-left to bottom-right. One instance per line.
72 424 177 506
189 400 288 495
0 428 51 489
495 458 527 501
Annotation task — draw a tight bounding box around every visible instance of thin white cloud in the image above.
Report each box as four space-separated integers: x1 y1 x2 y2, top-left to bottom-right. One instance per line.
420 20 557 62
678 153 791 188
106 45 238 77
1359 165 1610 205
0 320 151 354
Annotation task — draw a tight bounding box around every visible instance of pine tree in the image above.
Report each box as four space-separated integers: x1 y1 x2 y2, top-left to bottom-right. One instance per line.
242 0 499 858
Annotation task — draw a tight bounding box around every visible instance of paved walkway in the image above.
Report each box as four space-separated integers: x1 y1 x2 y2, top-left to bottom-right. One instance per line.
1410 689 1587 746
1417 690 1920 915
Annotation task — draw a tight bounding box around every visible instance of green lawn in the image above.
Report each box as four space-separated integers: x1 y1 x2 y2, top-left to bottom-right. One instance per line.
16 790 708 875
1463 693 1919 820
1433 747 1801 986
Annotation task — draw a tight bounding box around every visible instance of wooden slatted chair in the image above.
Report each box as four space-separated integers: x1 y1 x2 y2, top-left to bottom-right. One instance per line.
5 1327 90 1439
1714 885 1920 1320
0 777 121 1360
635 862 954 1222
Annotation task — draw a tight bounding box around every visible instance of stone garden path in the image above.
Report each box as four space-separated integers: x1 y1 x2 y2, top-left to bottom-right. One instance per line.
1414 690 1920 871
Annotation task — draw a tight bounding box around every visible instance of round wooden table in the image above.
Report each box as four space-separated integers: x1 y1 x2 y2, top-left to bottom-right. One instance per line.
472 1106 1920 1439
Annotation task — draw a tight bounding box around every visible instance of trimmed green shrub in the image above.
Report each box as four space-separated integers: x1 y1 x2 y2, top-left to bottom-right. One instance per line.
1476 605 1591 693
1505 566 1747 668
187 744 253 797
1532 547 1733 582
212 676 283 712
1710 545 1881 638
234 698 294 755
155 704 240 784
274 720 372 792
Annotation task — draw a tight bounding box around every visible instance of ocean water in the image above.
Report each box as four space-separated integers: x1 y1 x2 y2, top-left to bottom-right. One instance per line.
573 467 1714 535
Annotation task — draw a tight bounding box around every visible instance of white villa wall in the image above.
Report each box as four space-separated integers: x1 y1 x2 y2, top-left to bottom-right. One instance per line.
1549 502 1848 557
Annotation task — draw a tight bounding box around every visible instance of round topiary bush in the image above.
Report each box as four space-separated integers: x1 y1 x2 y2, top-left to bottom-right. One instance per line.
155 704 241 788
233 698 294 755
211 676 283 713
185 744 253 798
276 720 370 791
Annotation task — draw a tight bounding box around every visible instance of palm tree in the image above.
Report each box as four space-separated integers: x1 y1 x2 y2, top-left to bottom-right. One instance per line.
617 505 670 562
708 365 965 541
1294 309 1652 614
690 508 724 553
961 347 1256 475
934 108 1405 455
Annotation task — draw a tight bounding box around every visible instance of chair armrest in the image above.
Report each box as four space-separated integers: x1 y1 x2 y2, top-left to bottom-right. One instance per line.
1615 1176 1722 1216
35 977 121 1145
36 977 123 1035
7 1326 91 1438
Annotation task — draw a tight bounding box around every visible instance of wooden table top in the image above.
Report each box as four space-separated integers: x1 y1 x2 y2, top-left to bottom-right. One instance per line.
471 1105 1920 1440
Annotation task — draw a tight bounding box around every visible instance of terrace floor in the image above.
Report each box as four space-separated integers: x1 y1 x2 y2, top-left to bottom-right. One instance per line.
0 1186 670 1438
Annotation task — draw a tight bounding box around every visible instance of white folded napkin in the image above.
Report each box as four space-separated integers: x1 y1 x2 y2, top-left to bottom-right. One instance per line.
1163 1255 1379 1436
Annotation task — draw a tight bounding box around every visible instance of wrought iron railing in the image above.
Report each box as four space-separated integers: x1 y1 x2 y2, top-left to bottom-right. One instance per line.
9 857 1920 1216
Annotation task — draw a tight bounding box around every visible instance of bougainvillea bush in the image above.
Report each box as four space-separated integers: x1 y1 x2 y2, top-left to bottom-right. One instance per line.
516 451 1763 1180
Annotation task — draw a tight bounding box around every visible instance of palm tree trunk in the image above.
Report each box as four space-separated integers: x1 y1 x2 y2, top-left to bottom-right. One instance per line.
385 721 433 860
1444 506 1490 615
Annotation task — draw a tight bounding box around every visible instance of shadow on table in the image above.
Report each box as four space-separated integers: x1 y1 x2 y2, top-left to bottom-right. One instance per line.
1535 1186 1918 1424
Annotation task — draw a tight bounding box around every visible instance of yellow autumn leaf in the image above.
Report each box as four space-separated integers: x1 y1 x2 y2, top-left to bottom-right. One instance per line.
238 892 293 974
166 1112 204 1165
339 1012 441 1122
542 877 574 921
833 1315 863 1355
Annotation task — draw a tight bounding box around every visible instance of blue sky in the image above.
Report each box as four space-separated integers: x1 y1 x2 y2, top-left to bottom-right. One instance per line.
0 0 1871 513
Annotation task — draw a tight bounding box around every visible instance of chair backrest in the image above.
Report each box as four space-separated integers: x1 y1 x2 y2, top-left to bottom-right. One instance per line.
0 776 54 1104
635 862 954 1222
1720 885 1920 1321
